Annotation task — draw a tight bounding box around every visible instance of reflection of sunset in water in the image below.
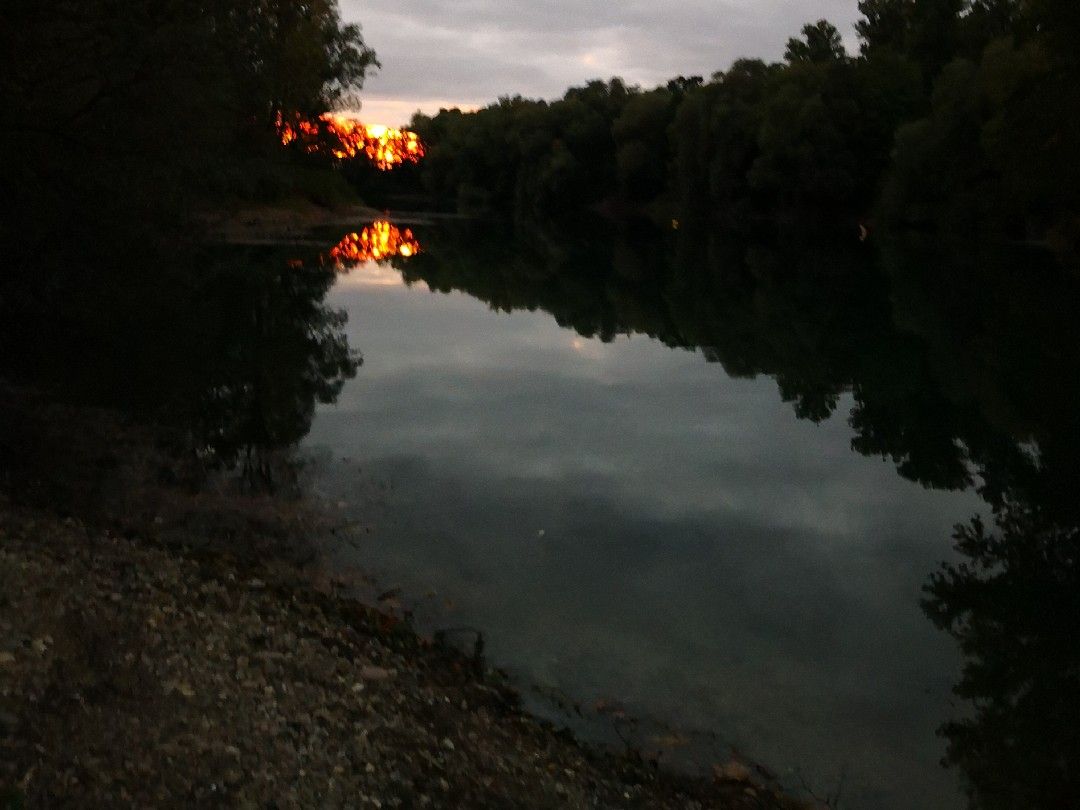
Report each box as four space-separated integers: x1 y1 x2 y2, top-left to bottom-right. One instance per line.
285 222 421 270
276 112 424 170
329 221 421 264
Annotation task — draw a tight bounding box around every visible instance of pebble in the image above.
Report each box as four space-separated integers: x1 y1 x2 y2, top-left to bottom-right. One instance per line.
360 666 393 681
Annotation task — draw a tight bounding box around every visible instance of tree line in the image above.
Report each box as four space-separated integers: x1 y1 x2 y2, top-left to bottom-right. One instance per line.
410 0 1079 262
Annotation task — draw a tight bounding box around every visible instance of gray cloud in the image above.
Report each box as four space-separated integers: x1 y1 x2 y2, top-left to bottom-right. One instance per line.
340 0 863 123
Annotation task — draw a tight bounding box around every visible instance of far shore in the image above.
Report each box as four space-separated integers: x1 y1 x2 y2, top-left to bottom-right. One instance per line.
200 199 475 247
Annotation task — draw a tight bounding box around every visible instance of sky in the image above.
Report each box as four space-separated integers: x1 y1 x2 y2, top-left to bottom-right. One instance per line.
339 0 863 126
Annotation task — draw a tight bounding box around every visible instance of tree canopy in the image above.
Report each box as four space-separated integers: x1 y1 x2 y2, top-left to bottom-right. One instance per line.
407 0 1077 264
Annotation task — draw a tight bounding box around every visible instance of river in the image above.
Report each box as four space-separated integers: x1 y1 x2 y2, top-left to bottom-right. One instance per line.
297 219 1072 809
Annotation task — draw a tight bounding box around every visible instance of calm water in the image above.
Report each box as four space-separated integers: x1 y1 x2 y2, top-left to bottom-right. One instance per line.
303 245 983 808
4 216 1072 808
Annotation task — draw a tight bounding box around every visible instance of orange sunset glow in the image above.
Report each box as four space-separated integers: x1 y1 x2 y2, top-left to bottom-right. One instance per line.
327 221 421 264
276 112 424 170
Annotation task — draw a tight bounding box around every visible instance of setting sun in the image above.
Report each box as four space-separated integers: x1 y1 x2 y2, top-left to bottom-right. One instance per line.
275 112 425 170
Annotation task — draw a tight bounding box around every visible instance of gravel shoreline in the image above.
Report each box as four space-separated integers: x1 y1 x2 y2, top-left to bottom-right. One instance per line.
0 504 804 809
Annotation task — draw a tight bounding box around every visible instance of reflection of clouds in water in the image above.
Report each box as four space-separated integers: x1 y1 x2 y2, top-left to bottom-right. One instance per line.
569 335 608 360
322 281 968 538
334 262 408 289
308 278 976 809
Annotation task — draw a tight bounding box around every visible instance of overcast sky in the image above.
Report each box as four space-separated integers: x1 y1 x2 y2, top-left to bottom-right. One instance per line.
339 0 862 125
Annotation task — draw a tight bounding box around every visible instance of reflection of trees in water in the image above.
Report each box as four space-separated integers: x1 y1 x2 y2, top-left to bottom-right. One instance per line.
399 220 1080 807
906 236 1080 806
0 245 359 493
923 505 1080 810
190 249 360 492
402 221 1078 496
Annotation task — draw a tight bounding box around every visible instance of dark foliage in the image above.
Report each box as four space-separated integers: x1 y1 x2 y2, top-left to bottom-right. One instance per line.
0 0 377 297
408 1 1077 261
0 1 372 484
923 505 1080 809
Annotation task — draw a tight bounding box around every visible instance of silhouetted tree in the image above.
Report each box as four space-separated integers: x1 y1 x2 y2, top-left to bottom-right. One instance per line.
785 20 848 64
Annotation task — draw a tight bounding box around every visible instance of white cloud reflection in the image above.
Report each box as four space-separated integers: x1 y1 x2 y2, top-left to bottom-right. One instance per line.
334 262 409 289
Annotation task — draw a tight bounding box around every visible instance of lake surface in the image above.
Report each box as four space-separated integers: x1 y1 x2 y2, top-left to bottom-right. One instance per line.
302 235 990 809
15 217 1061 808
4 204 1072 808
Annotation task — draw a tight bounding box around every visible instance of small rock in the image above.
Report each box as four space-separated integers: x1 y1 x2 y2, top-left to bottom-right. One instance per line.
164 680 196 698
441 738 455 752
713 760 753 783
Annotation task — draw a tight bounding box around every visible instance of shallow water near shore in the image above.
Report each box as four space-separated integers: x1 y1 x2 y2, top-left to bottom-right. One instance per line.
302 231 994 809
